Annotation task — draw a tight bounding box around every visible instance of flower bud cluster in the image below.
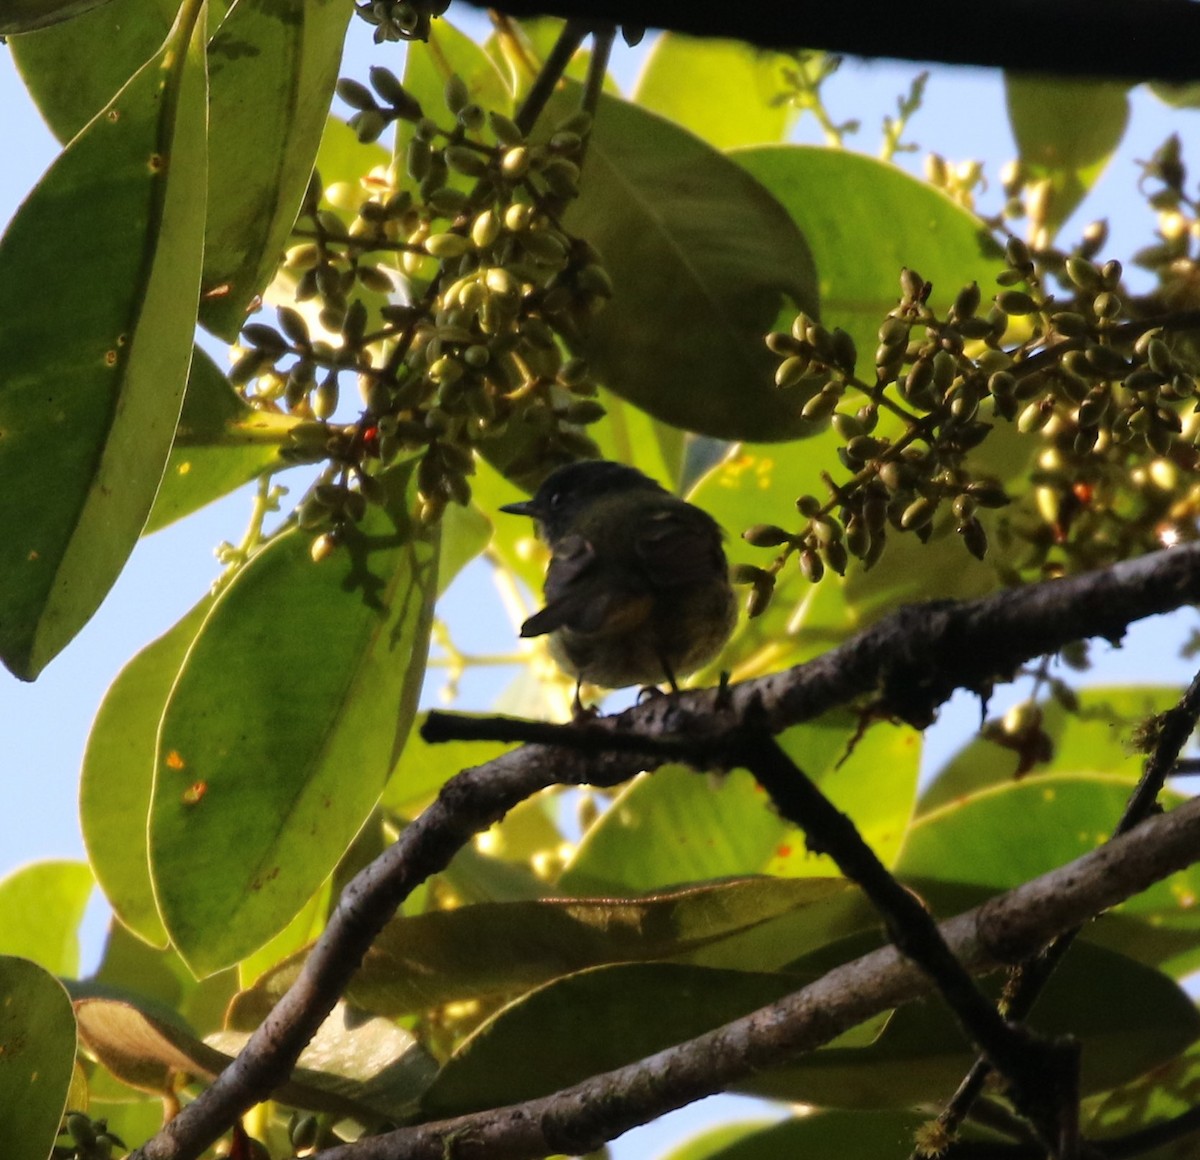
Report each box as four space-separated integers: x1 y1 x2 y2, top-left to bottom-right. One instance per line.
748 218 1200 609
353 0 449 44
231 68 612 541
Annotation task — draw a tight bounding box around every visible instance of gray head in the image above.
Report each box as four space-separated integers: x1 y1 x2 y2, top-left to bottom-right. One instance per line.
499 460 665 542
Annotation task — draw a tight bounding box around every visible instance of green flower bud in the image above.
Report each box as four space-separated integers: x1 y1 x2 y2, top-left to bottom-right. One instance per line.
425 232 472 259
1065 256 1102 291
500 145 531 179
743 524 793 548
337 78 376 111
444 73 469 116
488 111 524 145
900 495 937 530
996 289 1039 316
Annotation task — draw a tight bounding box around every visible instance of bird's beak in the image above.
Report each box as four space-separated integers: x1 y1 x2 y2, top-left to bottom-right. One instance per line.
499 499 538 517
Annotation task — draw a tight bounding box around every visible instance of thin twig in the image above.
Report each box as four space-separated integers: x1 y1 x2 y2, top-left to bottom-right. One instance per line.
734 727 1073 1152
513 19 590 134
921 666 1200 1149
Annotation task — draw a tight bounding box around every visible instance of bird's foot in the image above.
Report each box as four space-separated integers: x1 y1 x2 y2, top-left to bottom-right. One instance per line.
572 683 601 721
636 683 669 704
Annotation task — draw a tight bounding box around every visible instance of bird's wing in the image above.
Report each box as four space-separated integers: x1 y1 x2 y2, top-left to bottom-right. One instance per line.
636 507 723 588
520 534 608 637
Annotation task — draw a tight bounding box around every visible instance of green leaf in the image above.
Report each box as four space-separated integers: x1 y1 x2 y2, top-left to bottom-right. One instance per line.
919 685 1181 814
8 0 177 141
0 862 93 976
900 773 1143 889
0 0 118 34
1005 75 1130 236
424 944 1195 1116
1085 1038 1200 1150
732 147 1003 406
1149 82 1200 109
225 877 865 1023
90 918 239 1038
634 35 797 149
0 5 208 678
199 0 354 338
560 713 919 894
421 962 812 1117
560 90 819 442
900 775 1200 976
81 596 213 946
0 956 76 1160
150 464 438 974
662 1111 928 1160
145 349 299 533
740 942 1199 1106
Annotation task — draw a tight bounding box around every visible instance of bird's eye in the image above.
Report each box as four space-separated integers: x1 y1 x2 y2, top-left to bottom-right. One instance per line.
548 491 564 508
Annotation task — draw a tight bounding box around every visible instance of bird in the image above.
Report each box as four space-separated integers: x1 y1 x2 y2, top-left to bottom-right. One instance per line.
500 460 737 711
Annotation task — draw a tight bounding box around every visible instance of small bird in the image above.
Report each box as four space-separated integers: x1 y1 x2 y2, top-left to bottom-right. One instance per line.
500 460 737 709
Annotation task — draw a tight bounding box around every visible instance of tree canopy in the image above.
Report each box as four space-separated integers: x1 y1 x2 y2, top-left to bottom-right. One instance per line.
3 3 1200 1160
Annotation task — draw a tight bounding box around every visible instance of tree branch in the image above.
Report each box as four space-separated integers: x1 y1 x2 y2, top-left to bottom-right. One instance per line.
425 540 1200 750
465 0 1200 83
131 542 1200 1160
735 731 1075 1152
308 793 1200 1160
921 664 1200 1148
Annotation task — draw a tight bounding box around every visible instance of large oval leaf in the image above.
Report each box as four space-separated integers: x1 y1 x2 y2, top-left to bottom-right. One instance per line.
634 34 797 150
226 877 866 1024
560 91 819 442
199 0 354 338
81 596 213 946
0 862 93 976
149 465 438 973
8 0 178 143
0 4 208 678
421 942 1198 1118
897 775 1200 975
145 349 299 533
0 956 76 1160
732 146 1002 387
1005 75 1130 238
1 0 116 34
739 941 1199 1107
560 712 919 894
422 962 811 1118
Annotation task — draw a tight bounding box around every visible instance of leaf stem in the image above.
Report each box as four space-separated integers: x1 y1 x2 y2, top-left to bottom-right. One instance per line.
514 20 589 135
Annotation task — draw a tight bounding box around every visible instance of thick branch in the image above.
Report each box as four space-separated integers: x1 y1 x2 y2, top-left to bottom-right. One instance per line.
425 540 1200 750
132 543 1200 1160
309 794 1200 1160
466 0 1200 83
